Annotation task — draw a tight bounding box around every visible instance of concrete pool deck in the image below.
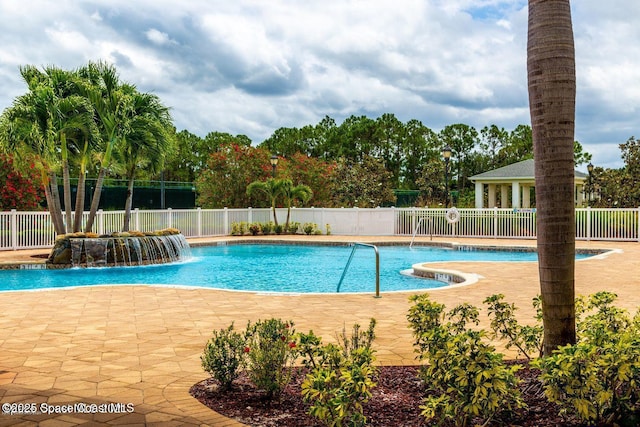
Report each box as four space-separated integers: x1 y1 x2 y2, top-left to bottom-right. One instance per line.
0 235 638 426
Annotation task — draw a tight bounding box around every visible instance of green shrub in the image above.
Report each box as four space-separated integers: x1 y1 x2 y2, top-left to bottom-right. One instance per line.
274 224 284 235
261 221 274 235
200 323 247 391
407 294 525 427
248 222 262 235
325 223 331 235
299 319 378 427
244 318 297 400
303 222 318 235
230 221 248 236
534 292 640 425
287 221 300 234
484 294 543 360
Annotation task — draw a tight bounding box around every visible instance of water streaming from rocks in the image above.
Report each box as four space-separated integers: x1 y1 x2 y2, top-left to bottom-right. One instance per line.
47 233 191 268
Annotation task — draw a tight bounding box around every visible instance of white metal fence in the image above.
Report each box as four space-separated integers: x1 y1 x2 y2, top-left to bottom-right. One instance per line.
1 206 639 250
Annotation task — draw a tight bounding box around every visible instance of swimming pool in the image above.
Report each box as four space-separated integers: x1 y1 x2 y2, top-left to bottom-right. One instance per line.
0 243 593 293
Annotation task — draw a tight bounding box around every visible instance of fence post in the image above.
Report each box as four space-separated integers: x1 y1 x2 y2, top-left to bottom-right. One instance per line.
98 209 104 235
450 209 456 237
493 207 498 238
167 208 173 228
11 209 18 250
248 207 252 224
223 207 229 235
586 206 591 241
637 207 640 243
135 208 140 231
197 207 202 237
411 207 416 236
391 206 396 235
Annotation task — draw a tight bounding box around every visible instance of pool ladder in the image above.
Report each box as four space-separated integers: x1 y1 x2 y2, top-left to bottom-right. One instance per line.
336 242 380 298
410 217 433 248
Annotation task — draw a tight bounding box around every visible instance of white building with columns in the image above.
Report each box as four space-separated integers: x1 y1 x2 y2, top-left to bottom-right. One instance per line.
469 159 589 209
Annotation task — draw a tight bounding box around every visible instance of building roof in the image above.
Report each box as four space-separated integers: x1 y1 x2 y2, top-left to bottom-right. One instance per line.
469 159 588 182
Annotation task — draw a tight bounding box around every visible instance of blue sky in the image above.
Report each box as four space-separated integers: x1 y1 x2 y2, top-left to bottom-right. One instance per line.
0 0 638 169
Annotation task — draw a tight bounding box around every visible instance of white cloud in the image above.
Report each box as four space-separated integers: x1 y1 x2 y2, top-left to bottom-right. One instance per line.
0 0 637 169
145 29 176 46
45 26 94 54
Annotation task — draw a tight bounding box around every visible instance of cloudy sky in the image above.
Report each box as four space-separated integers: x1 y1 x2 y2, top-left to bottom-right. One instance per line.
0 1 638 169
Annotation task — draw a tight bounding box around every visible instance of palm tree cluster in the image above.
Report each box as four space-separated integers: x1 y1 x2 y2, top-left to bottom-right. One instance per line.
0 61 173 234
246 178 313 230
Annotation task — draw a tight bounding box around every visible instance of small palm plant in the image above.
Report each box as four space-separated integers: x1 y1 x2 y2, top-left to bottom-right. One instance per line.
246 178 287 227
280 180 313 231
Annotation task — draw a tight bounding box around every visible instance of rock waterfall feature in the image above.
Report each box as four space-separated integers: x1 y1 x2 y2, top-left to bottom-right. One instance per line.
47 229 191 268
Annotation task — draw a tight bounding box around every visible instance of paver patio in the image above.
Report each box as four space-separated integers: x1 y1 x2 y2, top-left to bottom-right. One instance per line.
0 236 638 426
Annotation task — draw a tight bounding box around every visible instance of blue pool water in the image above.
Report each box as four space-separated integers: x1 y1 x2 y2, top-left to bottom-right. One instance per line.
0 244 590 293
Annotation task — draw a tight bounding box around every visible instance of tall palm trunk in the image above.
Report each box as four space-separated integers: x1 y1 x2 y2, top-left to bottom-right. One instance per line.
285 208 291 231
73 170 86 232
73 138 89 233
47 171 66 235
60 133 73 233
84 167 107 233
41 171 64 235
73 138 91 232
271 204 279 227
527 0 576 355
122 171 135 232
85 136 117 233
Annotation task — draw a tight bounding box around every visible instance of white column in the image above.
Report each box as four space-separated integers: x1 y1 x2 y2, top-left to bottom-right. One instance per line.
576 184 584 206
475 182 484 208
488 184 497 208
501 185 509 208
522 185 531 208
512 182 521 209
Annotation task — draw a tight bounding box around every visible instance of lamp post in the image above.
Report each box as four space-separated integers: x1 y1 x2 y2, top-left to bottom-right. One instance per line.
443 145 452 207
160 170 165 209
587 162 594 205
270 155 279 177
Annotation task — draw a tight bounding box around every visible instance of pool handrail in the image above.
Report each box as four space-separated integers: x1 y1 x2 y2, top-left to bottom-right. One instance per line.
336 242 380 298
410 217 433 247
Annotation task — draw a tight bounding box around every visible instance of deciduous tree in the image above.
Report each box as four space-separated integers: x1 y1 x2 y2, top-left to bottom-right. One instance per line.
328 156 396 208
0 154 44 211
196 144 271 208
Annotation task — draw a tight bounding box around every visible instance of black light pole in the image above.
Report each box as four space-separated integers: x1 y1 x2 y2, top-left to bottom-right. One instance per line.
443 145 452 207
270 155 279 177
587 162 594 205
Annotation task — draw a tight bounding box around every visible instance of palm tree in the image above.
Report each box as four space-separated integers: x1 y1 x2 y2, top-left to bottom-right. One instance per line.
2 66 95 234
72 135 96 232
527 0 577 354
246 178 286 226
112 91 173 232
77 61 135 233
3 90 62 234
280 180 313 231
44 69 96 233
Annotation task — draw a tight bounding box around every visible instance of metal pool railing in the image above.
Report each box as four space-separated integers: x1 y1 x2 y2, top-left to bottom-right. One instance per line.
336 242 381 297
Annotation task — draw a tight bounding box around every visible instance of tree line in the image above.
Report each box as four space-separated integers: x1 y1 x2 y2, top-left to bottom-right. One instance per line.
172 116 594 208
2 61 639 219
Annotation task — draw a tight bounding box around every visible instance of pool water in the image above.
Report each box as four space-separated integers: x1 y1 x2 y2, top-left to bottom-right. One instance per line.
0 244 588 293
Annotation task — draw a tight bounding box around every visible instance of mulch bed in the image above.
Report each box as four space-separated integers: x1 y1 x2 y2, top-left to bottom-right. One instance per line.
190 364 587 426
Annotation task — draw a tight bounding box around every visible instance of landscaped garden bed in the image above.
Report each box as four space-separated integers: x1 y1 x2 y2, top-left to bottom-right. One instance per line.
190 292 640 427
191 363 581 427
